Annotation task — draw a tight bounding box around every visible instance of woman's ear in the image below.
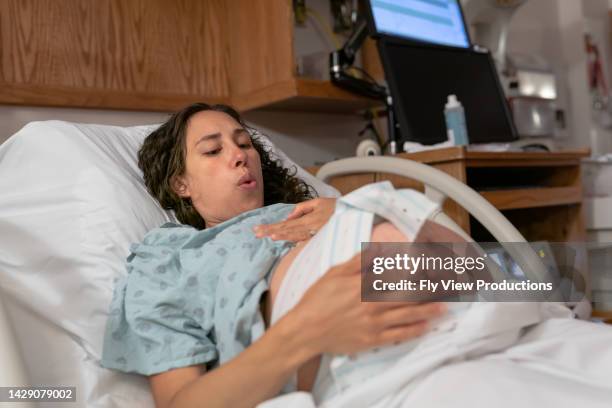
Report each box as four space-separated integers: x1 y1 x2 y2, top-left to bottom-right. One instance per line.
171 175 190 198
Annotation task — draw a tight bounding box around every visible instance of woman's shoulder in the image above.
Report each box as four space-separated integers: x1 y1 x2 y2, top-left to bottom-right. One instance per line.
125 223 201 276
141 222 197 245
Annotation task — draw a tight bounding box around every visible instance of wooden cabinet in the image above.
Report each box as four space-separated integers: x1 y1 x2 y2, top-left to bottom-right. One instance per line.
0 0 231 110
0 0 380 113
309 147 591 243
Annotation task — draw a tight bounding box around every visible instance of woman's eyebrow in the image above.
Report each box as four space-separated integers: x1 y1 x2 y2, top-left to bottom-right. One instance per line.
195 128 247 147
195 133 220 146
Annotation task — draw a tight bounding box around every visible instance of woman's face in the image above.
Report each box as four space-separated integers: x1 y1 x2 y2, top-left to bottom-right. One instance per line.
174 110 264 228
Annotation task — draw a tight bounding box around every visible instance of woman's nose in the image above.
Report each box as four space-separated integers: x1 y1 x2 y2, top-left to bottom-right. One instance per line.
231 144 248 167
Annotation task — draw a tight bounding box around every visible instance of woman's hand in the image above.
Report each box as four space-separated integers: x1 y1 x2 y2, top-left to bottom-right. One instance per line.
253 197 337 242
288 252 447 357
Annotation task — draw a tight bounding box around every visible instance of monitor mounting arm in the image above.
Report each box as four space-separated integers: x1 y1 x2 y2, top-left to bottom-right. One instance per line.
329 19 400 152
329 19 387 100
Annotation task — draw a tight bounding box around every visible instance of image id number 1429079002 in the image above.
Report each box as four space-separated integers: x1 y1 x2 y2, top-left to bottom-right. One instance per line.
0 387 76 402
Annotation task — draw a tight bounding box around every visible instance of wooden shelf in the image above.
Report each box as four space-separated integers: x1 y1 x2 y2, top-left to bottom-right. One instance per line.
319 148 590 293
396 147 591 167
466 149 591 167
479 186 583 210
2 78 380 114
324 149 589 241
234 78 383 113
0 83 228 112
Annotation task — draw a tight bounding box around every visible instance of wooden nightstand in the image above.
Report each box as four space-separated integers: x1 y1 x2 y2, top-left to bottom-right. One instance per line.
308 146 594 310
308 147 590 242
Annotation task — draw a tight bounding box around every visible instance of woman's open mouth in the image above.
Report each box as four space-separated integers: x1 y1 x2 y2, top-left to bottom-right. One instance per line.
239 179 257 190
237 173 258 191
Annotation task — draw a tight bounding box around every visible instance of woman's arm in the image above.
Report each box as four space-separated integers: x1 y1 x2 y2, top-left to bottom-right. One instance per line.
150 310 313 408
150 253 444 408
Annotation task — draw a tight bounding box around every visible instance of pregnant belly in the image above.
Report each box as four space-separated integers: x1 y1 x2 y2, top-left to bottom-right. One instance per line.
268 238 311 317
265 221 410 325
263 237 320 391
261 222 412 392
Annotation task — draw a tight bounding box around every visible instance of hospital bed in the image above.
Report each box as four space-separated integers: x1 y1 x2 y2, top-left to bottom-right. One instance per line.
0 121 603 407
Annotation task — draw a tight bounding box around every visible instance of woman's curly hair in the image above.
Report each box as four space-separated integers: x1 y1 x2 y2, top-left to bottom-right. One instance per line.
138 103 316 229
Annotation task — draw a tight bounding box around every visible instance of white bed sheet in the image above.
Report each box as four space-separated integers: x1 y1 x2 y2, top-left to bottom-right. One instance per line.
258 317 612 408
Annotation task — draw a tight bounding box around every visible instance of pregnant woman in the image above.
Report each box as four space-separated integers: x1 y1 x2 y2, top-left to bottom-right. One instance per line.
101 103 453 408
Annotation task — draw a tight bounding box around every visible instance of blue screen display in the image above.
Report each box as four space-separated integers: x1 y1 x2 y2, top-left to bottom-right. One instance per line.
371 0 470 48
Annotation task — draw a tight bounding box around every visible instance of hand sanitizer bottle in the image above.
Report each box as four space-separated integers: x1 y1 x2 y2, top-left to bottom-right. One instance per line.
444 94 469 146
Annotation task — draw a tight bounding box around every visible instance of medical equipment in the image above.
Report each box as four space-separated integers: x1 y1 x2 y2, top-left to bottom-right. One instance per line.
505 53 559 139
329 17 395 147
368 0 471 49
463 0 562 141
355 138 381 156
357 0 518 146
376 39 518 145
331 0 517 149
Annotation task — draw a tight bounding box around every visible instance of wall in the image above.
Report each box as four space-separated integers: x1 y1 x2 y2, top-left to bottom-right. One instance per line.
505 0 612 152
0 106 169 143
0 105 361 167
582 0 612 154
243 110 364 166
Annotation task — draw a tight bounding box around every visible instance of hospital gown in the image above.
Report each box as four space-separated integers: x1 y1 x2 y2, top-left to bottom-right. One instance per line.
101 203 295 375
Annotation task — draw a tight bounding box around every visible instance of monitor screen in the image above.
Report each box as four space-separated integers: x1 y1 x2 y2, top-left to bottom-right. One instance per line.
378 39 518 145
370 0 470 48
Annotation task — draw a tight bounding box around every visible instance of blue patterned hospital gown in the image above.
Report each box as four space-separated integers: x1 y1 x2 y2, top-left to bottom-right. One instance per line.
101 203 296 375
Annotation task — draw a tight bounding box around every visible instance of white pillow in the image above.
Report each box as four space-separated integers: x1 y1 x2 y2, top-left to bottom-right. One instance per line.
0 120 339 408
